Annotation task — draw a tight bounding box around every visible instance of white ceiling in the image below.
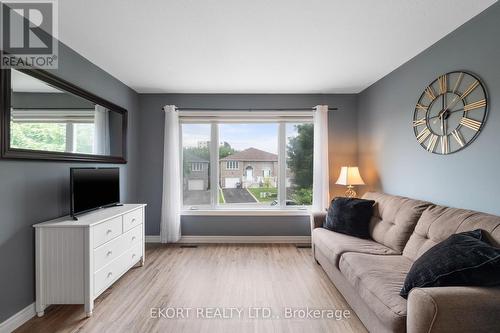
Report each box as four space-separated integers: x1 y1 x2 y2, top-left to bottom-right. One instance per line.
57 0 497 93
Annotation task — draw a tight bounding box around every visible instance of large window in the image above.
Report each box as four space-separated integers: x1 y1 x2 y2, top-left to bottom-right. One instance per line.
181 120 314 210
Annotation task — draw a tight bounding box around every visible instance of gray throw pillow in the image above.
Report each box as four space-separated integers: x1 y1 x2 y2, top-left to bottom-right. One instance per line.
400 229 500 298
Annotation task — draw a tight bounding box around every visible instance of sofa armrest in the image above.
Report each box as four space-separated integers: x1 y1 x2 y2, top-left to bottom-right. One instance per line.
407 286 500 333
310 212 327 230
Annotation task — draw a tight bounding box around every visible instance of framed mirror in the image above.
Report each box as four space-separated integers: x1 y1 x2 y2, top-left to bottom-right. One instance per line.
1 68 127 163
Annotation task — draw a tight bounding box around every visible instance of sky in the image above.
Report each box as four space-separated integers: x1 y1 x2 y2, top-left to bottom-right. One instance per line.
182 123 299 154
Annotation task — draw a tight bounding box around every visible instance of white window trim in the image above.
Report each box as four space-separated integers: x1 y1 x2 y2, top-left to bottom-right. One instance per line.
181 208 310 216
181 115 313 213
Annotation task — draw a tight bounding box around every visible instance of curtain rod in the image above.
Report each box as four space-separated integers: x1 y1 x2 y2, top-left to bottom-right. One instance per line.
171 107 338 111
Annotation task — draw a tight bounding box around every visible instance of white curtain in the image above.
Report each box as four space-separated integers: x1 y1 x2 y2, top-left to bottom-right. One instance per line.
312 105 330 212
160 105 181 243
93 105 110 155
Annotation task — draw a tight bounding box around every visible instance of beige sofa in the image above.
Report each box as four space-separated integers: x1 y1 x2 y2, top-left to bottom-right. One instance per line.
311 192 500 333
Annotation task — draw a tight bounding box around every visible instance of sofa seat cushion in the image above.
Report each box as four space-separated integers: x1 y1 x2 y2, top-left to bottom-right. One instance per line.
362 192 431 253
313 228 399 267
339 253 412 326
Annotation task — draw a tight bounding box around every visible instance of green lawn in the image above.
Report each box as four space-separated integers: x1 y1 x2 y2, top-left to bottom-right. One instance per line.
247 187 277 202
218 189 225 204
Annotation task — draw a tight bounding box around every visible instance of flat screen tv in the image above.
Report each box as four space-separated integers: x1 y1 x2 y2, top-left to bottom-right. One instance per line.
70 168 120 218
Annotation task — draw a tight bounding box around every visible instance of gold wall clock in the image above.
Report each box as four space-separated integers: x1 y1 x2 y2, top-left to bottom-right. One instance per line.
413 71 488 154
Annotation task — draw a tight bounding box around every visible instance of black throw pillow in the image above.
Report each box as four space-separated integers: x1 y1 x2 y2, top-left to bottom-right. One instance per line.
400 229 500 299
323 197 375 239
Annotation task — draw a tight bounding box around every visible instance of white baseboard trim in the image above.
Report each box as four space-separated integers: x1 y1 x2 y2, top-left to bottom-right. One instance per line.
146 235 311 244
0 303 35 333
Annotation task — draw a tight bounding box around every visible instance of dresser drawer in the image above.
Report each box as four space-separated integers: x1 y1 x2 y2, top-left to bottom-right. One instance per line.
128 242 143 266
94 225 143 272
123 208 143 232
93 216 123 248
94 243 142 296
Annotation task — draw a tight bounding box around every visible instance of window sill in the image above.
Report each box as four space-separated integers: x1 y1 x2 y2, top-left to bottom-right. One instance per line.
181 209 311 216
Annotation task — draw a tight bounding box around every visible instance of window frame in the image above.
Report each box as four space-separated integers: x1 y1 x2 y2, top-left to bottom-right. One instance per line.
180 117 313 212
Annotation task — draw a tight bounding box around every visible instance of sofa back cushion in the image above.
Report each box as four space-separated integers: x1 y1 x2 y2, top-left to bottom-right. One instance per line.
403 205 500 261
362 192 431 252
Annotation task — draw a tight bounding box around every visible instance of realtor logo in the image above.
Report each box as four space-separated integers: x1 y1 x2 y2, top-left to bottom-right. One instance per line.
1 0 58 68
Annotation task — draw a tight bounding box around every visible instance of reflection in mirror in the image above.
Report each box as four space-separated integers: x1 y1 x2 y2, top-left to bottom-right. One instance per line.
10 69 123 156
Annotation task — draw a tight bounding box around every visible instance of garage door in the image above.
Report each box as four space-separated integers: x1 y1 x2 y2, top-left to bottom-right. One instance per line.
225 178 240 188
188 180 204 191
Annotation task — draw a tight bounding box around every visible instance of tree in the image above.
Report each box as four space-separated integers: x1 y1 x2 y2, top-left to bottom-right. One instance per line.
219 141 236 159
287 124 314 205
182 142 238 176
11 122 66 152
287 124 313 188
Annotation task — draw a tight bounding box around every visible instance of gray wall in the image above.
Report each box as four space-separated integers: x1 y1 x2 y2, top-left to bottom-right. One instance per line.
357 2 500 215
12 92 94 109
182 215 310 236
0 42 139 321
137 94 358 235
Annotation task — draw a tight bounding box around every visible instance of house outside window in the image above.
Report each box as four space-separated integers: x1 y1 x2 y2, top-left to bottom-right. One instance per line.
220 148 277 189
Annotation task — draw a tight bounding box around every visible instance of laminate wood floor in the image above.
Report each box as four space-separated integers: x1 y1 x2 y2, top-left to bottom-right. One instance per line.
16 244 367 333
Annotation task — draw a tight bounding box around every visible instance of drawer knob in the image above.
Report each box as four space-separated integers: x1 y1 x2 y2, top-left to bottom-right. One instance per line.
107 250 113 256
106 229 112 234
132 253 136 258
132 218 136 223
107 272 113 278
132 236 136 241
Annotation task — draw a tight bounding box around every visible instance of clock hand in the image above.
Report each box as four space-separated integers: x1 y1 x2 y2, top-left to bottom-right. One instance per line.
428 108 465 121
440 115 444 134
444 96 462 113
448 108 465 114
442 114 448 136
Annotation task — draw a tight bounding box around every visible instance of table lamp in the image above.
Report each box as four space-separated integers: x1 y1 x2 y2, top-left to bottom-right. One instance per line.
335 166 365 198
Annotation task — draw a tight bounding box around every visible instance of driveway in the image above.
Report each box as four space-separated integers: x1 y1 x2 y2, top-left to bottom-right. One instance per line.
222 188 257 203
183 190 210 205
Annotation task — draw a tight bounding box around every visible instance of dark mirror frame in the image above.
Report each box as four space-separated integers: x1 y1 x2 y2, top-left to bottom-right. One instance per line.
0 68 127 163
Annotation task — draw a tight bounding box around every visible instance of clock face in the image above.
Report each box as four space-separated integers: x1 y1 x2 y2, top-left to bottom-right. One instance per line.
413 72 488 154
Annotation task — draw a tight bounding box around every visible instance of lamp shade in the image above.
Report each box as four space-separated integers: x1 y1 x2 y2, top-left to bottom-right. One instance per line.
335 166 365 186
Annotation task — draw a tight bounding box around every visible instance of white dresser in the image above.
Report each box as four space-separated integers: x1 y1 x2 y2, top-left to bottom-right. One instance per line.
33 204 146 317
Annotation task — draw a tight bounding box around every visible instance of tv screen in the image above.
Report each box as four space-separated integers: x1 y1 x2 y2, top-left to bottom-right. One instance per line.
71 168 120 217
